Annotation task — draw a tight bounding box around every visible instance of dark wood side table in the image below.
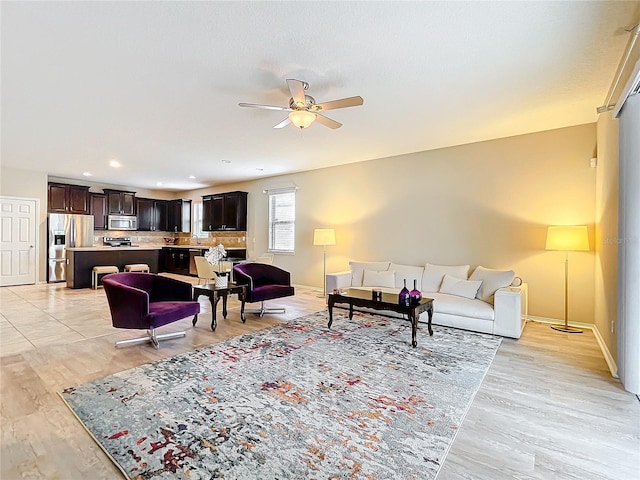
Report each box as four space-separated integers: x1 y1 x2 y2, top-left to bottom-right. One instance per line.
193 282 247 331
327 289 434 347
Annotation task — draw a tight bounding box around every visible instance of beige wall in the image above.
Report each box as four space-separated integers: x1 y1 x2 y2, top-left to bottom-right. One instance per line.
0 171 177 283
595 112 619 358
183 123 597 323
2 124 597 322
0 166 49 282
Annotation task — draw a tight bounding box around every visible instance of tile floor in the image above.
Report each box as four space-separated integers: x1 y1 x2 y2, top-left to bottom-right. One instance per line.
0 275 325 357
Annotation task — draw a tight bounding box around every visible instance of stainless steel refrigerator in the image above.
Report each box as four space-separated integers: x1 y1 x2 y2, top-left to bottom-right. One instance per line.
48 213 94 283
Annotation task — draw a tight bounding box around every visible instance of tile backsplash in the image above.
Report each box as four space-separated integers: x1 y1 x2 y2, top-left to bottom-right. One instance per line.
93 230 247 249
176 231 247 248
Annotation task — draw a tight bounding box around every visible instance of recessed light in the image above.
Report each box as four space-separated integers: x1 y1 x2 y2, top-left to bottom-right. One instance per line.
109 160 121 168
82 172 93 176
188 175 196 179
222 160 232 164
156 182 163 186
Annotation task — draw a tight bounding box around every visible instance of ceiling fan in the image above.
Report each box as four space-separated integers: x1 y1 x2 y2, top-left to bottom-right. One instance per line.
239 79 364 130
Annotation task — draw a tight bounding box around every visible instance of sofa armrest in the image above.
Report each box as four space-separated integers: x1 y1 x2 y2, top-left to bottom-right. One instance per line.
326 271 352 293
493 283 528 338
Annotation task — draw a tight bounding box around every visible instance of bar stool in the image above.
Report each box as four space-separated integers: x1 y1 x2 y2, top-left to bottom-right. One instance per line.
92 266 119 289
124 263 150 273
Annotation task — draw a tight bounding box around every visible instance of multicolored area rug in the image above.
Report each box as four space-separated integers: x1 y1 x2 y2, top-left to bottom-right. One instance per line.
60 311 501 479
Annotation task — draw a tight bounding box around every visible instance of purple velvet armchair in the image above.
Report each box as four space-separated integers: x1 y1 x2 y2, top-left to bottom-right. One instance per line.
233 263 295 317
102 272 200 349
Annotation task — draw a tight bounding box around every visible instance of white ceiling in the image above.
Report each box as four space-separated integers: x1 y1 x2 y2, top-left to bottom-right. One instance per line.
2 1 638 191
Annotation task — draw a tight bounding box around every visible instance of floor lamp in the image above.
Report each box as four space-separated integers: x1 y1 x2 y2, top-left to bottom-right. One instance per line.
545 225 590 333
313 228 336 297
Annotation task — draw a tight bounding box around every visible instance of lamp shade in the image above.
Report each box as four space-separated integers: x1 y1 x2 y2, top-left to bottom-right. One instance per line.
313 228 336 246
289 110 316 129
545 226 589 251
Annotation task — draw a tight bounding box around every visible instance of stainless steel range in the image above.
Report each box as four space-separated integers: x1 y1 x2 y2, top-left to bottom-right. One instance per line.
103 236 132 247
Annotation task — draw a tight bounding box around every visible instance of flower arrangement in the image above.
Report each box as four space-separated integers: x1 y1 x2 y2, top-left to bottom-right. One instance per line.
204 244 227 275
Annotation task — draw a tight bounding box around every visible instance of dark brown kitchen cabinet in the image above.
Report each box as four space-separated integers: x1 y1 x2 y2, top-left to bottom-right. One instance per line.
90 193 108 230
137 198 168 232
155 200 168 231
161 247 189 275
48 183 90 214
104 189 136 215
136 198 154 231
167 199 191 233
202 191 247 231
202 195 214 231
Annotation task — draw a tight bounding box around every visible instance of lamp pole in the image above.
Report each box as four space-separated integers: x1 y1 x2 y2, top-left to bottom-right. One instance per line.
313 228 336 298
322 244 327 297
550 249 583 333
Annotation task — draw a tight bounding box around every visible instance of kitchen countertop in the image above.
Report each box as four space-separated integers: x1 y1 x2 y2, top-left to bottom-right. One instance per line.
67 245 247 251
162 245 246 250
67 246 163 251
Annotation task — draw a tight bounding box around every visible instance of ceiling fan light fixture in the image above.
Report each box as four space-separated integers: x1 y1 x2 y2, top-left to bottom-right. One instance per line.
289 110 316 129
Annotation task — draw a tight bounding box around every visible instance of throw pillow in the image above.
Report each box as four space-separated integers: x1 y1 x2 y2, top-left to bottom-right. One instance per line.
390 263 424 290
439 274 483 299
362 269 396 288
421 263 470 292
469 266 516 304
349 261 391 287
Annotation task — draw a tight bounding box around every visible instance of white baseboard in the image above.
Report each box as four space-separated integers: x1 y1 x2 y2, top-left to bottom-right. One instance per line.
527 315 618 378
591 324 619 378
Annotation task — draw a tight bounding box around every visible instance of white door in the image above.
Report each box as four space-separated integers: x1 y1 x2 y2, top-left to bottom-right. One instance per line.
0 197 38 286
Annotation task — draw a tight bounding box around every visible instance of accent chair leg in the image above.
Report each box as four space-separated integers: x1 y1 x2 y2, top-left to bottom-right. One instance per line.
245 301 286 318
149 329 159 349
115 328 186 349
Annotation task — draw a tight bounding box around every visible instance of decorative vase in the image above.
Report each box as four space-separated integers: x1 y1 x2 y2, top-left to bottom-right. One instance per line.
398 279 410 306
409 279 422 304
215 273 228 288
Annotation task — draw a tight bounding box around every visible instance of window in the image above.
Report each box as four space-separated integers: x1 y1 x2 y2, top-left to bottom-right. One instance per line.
267 188 296 253
192 202 207 238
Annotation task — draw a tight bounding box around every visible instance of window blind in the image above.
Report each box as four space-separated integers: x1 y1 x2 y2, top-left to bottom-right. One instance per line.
268 188 296 253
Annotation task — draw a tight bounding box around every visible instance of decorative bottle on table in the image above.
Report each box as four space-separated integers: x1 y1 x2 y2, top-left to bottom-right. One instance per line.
409 279 422 305
398 279 410 306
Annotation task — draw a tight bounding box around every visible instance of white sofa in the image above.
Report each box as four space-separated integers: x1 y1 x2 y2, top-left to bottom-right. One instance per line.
326 261 528 339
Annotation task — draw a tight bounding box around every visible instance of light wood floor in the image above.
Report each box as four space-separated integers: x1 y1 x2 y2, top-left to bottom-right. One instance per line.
1 277 638 479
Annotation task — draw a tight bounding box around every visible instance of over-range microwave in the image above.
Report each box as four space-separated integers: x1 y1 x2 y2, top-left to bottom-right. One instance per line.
108 215 138 231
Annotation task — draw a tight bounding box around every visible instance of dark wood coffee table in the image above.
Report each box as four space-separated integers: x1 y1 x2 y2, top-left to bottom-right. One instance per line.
193 282 247 331
327 289 434 347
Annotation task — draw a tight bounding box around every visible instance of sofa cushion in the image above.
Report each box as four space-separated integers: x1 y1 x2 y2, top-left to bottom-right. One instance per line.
469 266 516 304
363 269 396 288
428 292 495 320
421 263 470 291
349 261 391 287
439 274 483 299
390 263 424 290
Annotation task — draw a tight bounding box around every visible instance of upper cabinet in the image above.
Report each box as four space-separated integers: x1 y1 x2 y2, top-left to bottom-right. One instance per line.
167 199 192 233
136 198 168 232
104 189 136 215
48 183 90 214
90 193 108 229
202 191 247 231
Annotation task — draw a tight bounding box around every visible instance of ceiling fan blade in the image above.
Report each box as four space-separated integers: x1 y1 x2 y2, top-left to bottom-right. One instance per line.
286 79 306 105
239 102 290 111
315 113 342 129
316 96 364 111
273 118 291 129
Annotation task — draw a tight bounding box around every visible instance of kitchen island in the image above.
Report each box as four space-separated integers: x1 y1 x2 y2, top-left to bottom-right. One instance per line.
66 246 161 289
65 245 247 288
